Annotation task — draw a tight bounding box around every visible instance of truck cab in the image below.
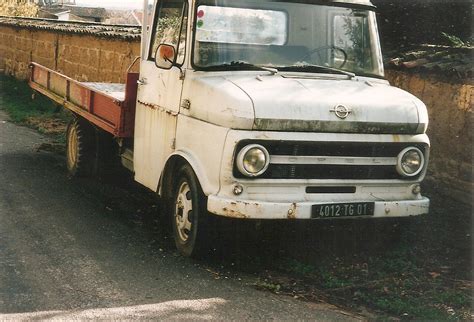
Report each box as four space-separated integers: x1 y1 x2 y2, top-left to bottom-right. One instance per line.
30 0 430 258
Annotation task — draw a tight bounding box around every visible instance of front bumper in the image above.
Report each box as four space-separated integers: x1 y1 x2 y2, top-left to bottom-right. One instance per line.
207 196 430 219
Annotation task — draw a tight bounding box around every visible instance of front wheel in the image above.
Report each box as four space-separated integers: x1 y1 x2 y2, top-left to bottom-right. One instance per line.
171 164 209 258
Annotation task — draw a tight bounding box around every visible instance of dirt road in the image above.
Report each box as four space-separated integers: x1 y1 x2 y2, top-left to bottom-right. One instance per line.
0 110 362 319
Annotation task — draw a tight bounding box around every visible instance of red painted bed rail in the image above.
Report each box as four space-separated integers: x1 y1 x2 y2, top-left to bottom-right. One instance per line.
29 62 138 138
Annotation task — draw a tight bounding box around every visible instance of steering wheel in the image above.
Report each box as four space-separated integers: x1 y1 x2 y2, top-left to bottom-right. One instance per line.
301 45 348 68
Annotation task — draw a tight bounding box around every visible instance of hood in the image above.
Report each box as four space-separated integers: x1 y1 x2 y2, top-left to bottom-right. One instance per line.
183 72 428 134
229 74 426 134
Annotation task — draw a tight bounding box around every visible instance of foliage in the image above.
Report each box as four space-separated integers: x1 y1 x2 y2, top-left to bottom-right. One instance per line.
441 32 472 48
0 0 39 17
341 16 372 70
254 280 281 293
0 74 70 142
156 16 183 44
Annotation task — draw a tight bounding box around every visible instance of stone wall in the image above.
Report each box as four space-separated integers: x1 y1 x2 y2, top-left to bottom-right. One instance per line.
0 17 141 83
386 70 473 202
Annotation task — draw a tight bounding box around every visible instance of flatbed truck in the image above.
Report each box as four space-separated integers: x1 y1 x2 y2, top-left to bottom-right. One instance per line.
30 0 430 257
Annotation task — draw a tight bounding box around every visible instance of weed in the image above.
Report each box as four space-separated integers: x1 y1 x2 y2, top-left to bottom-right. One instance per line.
0 74 71 143
319 270 351 289
254 280 281 293
279 258 317 276
432 289 470 308
441 32 472 47
373 295 442 320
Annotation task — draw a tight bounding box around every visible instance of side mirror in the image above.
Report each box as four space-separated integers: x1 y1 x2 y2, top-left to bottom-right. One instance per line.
154 44 177 69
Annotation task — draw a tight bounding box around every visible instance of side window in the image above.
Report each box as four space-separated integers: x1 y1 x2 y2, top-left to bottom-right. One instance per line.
333 14 372 70
149 0 188 65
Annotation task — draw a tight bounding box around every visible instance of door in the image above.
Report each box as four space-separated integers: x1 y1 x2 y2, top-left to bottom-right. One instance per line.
134 0 189 191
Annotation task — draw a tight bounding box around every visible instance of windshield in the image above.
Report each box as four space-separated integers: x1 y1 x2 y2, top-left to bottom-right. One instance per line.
193 0 384 77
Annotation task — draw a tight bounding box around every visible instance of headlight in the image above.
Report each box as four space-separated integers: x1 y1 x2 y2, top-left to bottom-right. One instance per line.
396 147 425 177
236 144 270 177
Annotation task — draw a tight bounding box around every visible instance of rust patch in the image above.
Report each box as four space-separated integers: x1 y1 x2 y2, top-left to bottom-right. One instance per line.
254 118 419 134
287 203 297 219
222 207 248 219
138 100 178 116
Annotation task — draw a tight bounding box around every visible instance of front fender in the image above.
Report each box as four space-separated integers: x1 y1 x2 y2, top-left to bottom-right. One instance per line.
160 149 220 197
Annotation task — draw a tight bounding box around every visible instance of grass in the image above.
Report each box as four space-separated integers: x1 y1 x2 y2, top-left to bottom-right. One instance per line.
254 280 282 293
267 214 472 320
0 74 71 145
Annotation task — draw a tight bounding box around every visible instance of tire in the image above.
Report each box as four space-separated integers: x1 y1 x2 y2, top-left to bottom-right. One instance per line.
66 118 96 177
171 164 209 258
95 130 120 177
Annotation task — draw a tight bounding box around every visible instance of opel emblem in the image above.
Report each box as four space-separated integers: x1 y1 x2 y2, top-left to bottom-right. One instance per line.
330 104 352 119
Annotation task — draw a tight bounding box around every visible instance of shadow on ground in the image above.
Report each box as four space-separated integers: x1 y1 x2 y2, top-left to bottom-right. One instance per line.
74 158 472 319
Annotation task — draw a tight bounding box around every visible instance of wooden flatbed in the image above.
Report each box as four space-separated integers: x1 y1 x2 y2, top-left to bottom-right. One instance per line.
29 62 138 137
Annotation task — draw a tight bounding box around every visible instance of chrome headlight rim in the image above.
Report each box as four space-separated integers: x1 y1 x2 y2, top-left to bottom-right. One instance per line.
396 147 425 177
236 144 270 177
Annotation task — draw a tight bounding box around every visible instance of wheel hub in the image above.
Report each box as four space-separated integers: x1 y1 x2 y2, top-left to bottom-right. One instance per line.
175 182 193 242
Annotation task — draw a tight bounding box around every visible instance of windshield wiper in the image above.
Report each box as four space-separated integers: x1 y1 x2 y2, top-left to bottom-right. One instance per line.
203 61 278 75
278 64 355 79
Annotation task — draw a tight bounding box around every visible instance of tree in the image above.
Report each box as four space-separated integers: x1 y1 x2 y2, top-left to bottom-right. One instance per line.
0 0 39 18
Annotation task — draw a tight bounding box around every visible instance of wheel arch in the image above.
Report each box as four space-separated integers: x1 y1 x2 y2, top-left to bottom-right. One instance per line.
158 150 218 199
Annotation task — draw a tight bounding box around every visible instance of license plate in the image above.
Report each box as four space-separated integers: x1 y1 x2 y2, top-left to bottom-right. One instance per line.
312 202 374 219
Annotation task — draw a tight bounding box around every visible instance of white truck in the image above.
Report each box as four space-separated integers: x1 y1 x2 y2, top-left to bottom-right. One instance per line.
30 0 430 257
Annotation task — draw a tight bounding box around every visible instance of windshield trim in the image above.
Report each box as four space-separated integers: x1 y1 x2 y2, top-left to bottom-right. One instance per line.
272 0 375 10
190 1 382 77
277 64 356 78
195 0 376 11
193 65 388 80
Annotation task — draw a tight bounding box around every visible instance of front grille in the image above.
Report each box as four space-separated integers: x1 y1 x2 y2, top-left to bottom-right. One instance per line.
233 141 428 180
266 164 402 180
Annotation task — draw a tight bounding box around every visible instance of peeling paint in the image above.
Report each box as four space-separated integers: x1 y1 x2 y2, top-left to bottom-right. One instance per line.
222 207 248 219
409 203 430 209
138 100 178 116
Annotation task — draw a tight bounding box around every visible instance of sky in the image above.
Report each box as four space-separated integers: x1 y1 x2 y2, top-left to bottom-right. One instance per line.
75 0 143 9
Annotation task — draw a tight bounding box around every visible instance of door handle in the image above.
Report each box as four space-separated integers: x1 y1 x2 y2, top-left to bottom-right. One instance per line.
137 78 147 85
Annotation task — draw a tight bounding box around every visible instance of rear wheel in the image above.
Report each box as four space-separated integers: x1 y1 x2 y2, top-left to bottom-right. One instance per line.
66 118 96 177
171 164 209 258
